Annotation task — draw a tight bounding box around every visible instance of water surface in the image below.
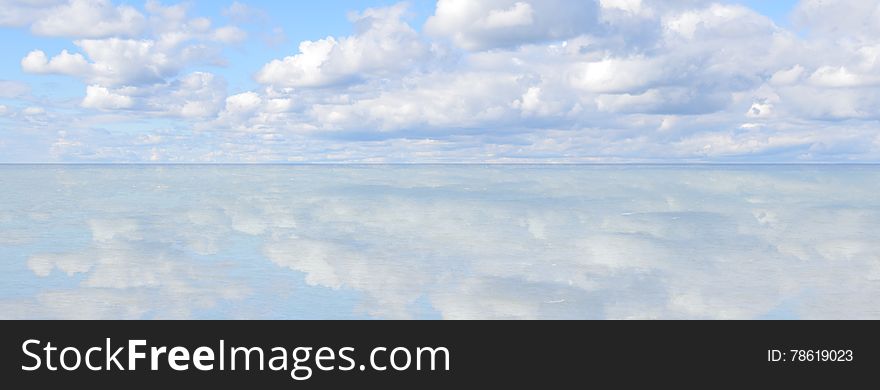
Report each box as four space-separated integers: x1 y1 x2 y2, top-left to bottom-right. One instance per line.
1 165 878 319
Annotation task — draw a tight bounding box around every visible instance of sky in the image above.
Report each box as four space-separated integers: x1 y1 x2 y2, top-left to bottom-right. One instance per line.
0 0 879 163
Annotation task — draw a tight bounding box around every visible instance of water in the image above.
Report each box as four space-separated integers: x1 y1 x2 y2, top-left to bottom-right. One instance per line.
1 165 878 319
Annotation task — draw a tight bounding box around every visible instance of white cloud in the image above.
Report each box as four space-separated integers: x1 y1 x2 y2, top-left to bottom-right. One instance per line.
22 106 45 116
794 0 880 38
15 0 248 122
212 25 247 43
6 0 880 162
256 3 427 88
21 49 91 76
306 71 525 131
570 56 666 94
166 72 226 118
511 86 569 117
76 71 227 117
809 66 880 88
61 38 188 86
769 64 805 86
224 92 262 116
746 101 773 118
30 0 145 38
600 0 643 14
82 85 134 109
481 2 534 29
222 1 267 23
0 0 65 27
0 80 30 98
245 1 805 154
425 0 600 50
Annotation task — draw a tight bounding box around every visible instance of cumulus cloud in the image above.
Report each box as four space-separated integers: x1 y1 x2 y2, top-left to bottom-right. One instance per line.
21 49 91 76
26 36 211 87
224 92 262 115
306 71 526 131
165 72 227 118
793 0 880 38
425 0 599 50
16 0 247 120
81 84 134 109
256 3 428 88
30 0 145 38
212 25 247 43
77 71 227 117
0 0 65 27
5 0 880 162
809 65 880 88
240 1 832 161
222 1 267 24
570 56 668 94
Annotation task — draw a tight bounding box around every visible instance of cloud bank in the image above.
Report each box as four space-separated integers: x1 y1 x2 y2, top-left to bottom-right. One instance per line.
1 0 880 162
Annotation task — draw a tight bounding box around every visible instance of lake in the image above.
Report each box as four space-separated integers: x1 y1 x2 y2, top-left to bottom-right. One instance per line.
1 165 878 319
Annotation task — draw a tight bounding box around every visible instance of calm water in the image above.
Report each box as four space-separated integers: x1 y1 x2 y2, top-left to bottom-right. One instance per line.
1 165 878 319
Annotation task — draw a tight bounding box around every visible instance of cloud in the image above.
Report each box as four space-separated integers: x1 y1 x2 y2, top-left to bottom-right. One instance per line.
425 0 600 50
25 37 211 87
76 71 227 116
0 80 31 98
599 0 644 14
240 1 817 159
16 0 247 121
222 1 267 24
769 64 805 86
256 3 428 88
30 0 145 38
21 49 91 76
224 92 262 116
809 66 880 88
306 71 526 132
212 25 247 43
5 0 880 162
22 106 45 116
81 85 134 109
0 0 65 27
746 101 773 118
570 56 668 94
482 2 534 29
164 72 227 118
794 0 880 38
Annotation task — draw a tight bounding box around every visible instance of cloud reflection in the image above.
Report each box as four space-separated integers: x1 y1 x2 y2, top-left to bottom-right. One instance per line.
1 165 878 319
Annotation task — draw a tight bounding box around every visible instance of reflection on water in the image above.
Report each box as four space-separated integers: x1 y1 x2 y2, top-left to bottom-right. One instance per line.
1 165 879 319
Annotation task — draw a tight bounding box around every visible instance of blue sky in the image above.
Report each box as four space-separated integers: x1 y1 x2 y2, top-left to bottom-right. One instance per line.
1 0 879 163
737 0 799 25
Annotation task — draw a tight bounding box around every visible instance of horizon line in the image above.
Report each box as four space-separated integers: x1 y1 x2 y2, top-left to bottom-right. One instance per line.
2 162 880 166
